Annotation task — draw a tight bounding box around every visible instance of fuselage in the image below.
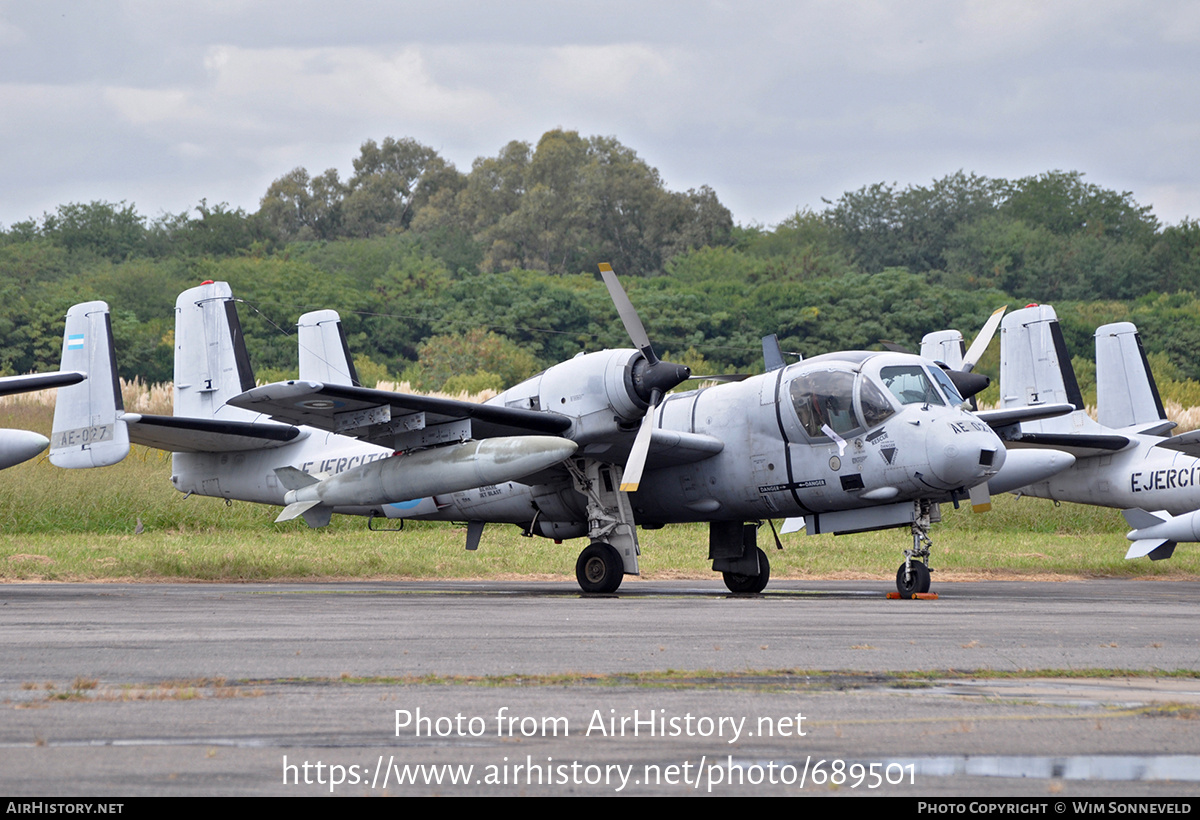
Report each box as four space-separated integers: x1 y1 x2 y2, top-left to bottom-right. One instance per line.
1015 433 1200 516
171 348 1006 536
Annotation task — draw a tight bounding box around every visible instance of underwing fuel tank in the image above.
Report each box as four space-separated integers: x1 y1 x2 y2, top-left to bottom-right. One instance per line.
0 429 50 470
1122 508 1200 560
275 436 578 525
986 448 1076 495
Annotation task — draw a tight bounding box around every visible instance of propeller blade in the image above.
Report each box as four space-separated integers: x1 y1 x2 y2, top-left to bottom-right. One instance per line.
968 481 992 513
599 263 657 365
619 410 656 492
961 306 1007 373
598 263 692 490
880 340 914 355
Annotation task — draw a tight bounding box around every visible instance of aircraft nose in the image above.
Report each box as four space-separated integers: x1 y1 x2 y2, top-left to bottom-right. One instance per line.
924 417 1006 489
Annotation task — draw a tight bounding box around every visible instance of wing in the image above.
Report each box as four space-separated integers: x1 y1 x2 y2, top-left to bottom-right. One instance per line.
228 381 571 450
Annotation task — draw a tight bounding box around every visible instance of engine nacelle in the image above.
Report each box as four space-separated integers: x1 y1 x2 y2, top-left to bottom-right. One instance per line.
493 349 648 446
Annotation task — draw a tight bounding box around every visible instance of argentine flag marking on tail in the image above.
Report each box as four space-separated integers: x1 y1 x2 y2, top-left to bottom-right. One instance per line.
67 334 85 350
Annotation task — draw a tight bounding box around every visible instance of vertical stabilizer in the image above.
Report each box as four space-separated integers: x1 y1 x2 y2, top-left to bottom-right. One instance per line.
920 329 965 370
50 301 131 467
1095 322 1166 429
174 281 257 420
761 334 787 372
999 305 1089 433
298 310 360 386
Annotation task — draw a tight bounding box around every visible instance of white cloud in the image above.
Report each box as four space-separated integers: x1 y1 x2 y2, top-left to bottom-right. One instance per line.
1 0 1199 227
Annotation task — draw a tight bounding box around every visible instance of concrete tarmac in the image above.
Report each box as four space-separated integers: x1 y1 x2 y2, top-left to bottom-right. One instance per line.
2 579 1199 796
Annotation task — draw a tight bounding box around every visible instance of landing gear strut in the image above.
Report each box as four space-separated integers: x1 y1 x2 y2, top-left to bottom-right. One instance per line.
710 522 772 594
567 460 638 594
896 499 934 598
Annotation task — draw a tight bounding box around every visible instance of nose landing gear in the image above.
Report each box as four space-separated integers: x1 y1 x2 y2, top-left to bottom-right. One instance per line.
896 500 934 599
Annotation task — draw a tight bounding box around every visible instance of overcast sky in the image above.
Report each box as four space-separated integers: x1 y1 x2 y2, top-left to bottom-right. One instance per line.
2 0 1197 230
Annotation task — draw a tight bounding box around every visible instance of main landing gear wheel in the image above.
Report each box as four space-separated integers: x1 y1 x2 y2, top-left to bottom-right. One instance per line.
895 561 931 599
576 542 624 594
723 547 771 594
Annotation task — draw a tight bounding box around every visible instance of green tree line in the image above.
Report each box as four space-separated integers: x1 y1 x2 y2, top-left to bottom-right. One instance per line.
2 131 1199 398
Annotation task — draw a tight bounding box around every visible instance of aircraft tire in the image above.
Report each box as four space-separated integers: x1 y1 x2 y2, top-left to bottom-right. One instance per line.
576 542 624 594
895 561 931 598
722 547 770 594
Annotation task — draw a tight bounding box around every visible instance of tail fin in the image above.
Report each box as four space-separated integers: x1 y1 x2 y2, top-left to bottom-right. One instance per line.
920 330 965 370
999 305 1090 433
1095 322 1167 429
297 310 360 386
761 334 788 372
173 281 257 421
50 301 131 468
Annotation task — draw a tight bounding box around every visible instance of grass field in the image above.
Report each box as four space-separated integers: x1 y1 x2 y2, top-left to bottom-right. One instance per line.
1 403 1196 583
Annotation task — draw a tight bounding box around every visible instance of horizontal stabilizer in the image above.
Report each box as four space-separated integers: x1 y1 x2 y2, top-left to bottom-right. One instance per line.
1155 429 1200 458
974 403 1075 429
1136 420 1177 437
0 371 84 397
124 414 304 453
1000 431 1131 457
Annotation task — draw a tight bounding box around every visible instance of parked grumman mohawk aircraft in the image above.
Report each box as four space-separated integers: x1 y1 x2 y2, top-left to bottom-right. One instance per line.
982 303 1200 561
51 273 1071 596
0 366 86 469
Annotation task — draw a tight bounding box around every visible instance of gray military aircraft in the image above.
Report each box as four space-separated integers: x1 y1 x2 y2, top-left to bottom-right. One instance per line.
0 368 86 469
985 303 1200 560
50 274 1069 596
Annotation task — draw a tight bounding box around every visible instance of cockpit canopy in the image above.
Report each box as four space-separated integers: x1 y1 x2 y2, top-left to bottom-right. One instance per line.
789 369 892 438
786 355 965 441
